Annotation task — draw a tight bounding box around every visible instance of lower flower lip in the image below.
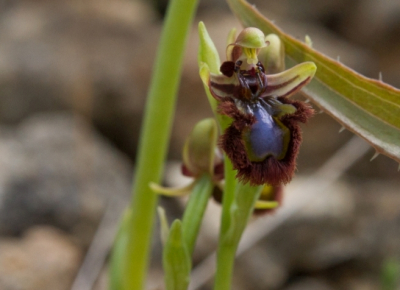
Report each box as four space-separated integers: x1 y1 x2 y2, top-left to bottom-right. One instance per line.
219 96 314 186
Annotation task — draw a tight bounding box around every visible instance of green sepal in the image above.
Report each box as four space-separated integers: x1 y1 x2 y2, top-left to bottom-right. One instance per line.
226 28 237 60
198 21 221 117
258 33 285 74
198 22 232 130
150 181 195 196
264 62 317 98
254 200 279 209
198 21 221 74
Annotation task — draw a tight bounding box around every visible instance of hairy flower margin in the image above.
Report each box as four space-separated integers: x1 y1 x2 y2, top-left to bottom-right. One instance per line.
200 26 317 186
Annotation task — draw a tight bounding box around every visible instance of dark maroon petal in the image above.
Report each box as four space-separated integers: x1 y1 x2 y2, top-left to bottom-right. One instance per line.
181 164 195 177
220 61 236 77
213 162 225 181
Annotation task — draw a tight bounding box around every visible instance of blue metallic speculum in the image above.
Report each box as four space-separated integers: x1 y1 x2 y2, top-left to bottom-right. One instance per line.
242 101 290 162
230 61 292 162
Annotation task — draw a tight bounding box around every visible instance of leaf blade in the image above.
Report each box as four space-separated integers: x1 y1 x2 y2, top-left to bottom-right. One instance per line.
163 220 191 290
227 0 400 163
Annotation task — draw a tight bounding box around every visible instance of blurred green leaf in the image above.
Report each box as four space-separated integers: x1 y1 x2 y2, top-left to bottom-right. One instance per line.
163 220 191 290
109 209 132 290
227 0 400 163
381 258 400 290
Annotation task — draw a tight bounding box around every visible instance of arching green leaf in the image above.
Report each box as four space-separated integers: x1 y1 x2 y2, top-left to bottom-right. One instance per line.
227 0 400 163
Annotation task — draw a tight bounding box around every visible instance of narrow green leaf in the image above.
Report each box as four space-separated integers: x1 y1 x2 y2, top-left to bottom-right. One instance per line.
163 220 191 290
181 174 214 255
109 209 132 290
227 0 400 163
157 206 170 246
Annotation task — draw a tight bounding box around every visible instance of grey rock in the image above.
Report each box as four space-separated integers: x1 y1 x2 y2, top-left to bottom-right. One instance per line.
0 0 158 157
0 113 132 244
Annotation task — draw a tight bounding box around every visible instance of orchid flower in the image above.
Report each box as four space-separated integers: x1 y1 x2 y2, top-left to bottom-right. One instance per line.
200 27 316 186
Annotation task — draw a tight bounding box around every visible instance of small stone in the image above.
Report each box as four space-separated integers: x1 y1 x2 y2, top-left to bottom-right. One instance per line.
0 226 82 290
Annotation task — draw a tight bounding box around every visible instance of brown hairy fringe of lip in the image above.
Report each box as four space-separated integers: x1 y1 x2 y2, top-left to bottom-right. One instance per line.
218 97 314 186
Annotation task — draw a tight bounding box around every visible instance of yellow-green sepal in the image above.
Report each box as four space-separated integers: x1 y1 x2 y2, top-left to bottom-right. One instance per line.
264 62 317 98
258 33 285 74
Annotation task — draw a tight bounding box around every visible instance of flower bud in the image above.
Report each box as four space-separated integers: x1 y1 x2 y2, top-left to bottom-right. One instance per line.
182 118 219 177
234 27 267 49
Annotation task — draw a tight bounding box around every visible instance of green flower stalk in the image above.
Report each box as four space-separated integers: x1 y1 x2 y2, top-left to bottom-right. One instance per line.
109 0 200 289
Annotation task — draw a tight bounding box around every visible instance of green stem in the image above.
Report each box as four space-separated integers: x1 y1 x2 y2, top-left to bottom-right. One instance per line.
214 243 237 288
181 174 214 255
214 182 262 290
119 0 199 289
219 158 236 235
197 12 264 290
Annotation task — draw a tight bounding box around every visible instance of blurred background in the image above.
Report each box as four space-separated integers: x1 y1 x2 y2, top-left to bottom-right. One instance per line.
0 0 399 289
